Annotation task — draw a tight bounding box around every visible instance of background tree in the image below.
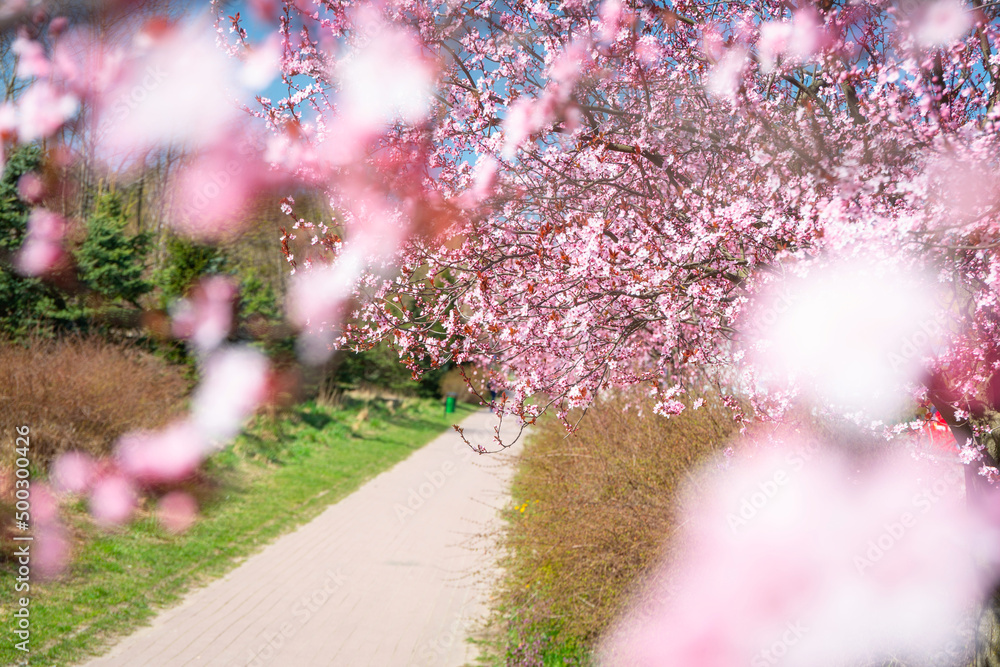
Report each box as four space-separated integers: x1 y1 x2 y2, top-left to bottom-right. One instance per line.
75 189 151 307
155 234 227 304
0 145 82 337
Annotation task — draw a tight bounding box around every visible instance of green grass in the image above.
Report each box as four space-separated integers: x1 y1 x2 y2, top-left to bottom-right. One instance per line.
484 615 593 667
0 397 475 667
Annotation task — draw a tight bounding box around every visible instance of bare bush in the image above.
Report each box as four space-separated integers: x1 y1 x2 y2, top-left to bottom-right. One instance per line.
496 390 736 655
0 335 189 470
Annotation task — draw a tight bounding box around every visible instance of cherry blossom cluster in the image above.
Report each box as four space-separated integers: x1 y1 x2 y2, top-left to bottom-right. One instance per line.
237 0 1000 439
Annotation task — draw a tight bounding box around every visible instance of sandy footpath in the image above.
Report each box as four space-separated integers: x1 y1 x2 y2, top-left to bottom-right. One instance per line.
82 409 522 667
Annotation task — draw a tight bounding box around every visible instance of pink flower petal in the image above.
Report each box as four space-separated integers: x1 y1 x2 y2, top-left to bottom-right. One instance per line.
35 522 70 579
191 347 270 443
89 475 137 526
16 81 78 141
156 491 198 534
51 451 95 494
116 421 206 484
170 275 237 352
916 0 971 47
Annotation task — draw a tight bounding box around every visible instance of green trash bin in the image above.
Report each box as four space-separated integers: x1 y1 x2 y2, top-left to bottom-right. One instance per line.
445 394 456 414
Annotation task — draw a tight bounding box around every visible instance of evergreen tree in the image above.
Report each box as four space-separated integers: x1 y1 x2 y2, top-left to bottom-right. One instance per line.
0 146 77 338
155 234 227 303
75 191 152 308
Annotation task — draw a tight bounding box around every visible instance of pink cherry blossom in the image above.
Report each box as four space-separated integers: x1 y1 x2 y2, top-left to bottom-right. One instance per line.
51 451 96 494
164 132 284 241
745 258 944 420
469 155 499 204
600 437 999 666
16 80 78 141
758 21 794 73
94 18 244 159
11 1 1000 629
15 208 68 277
12 35 51 78
156 491 199 534
31 482 60 525
707 48 748 100
17 172 45 203
502 97 539 159
0 103 16 140
170 275 237 352
336 25 436 132
35 522 70 580
190 346 270 443
89 475 137 526
116 421 206 484
15 237 64 277
287 258 361 363
238 33 282 91
916 0 972 48
29 484 70 580
758 11 824 73
597 0 624 43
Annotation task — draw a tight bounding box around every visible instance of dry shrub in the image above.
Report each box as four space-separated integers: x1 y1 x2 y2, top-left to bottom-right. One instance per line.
499 390 737 651
0 335 190 471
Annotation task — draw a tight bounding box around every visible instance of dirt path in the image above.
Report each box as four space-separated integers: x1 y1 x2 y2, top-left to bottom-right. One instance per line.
82 409 522 667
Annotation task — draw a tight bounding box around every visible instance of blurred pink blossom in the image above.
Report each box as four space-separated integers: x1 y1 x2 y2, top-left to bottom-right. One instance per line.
600 438 999 666
247 0 281 22
156 491 198 534
787 10 824 62
758 22 792 73
336 26 436 132
49 16 69 38
287 259 360 332
238 33 282 91
469 155 499 204
502 97 539 159
35 522 70 579
916 0 971 47
707 48 748 101
597 0 624 43
95 18 243 157
0 103 16 140
89 475 137 526
757 11 824 73
31 482 60 525
165 133 283 241
12 35 51 78
745 258 944 420
926 155 1000 223
287 256 362 363
17 172 45 203
16 81 78 141
116 421 206 484
50 28 126 99
16 208 67 277
31 484 70 579
191 347 270 442
0 1 28 22
51 451 96 494
170 275 237 352
502 42 587 158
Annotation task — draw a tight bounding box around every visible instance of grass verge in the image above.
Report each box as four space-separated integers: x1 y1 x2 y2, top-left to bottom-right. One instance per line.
0 396 474 667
